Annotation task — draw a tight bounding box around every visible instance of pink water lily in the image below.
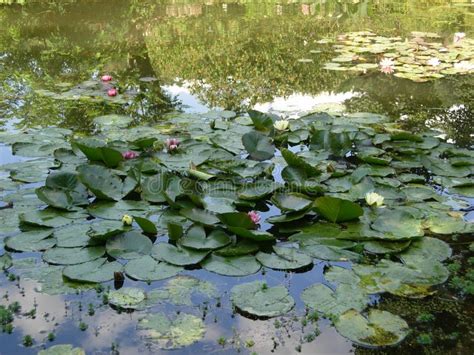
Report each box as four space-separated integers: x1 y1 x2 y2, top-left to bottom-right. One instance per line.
379 58 395 74
107 88 118 97
248 211 261 225
166 138 180 152
101 75 113 82
122 151 139 160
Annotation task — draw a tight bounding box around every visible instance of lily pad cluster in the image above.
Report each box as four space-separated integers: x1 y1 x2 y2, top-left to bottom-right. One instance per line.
0 108 473 349
319 31 474 82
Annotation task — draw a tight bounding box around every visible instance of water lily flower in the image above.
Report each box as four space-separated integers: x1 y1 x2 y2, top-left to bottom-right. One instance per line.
379 58 395 74
101 75 113 82
122 151 139 160
107 88 118 97
273 119 289 131
454 61 474 71
453 32 465 43
122 214 133 226
365 192 384 207
248 211 261 225
427 57 441 67
165 138 180 152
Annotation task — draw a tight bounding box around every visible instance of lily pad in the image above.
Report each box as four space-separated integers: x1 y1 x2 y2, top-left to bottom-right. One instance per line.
271 192 313 212
137 312 205 349
5 230 55 252
180 227 231 250
43 246 105 265
38 344 86 355
124 256 182 281
314 196 363 223
108 287 146 309
256 246 313 270
106 231 153 260
151 243 208 266
231 281 294 317
301 283 368 317
242 131 275 161
201 254 261 276
335 309 409 347
63 258 122 283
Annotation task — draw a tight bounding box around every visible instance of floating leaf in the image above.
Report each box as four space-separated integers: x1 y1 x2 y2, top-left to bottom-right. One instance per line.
43 246 105 265
335 309 409 347
314 196 363 223
106 231 153 260
5 230 55 252
231 281 294 317
201 254 261 276
301 283 368 317
124 256 182 281
180 227 231 250
137 313 205 349
242 131 275 161
256 246 313 270
152 243 208 266
108 287 146 309
38 344 85 355
63 258 122 283
271 192 313 212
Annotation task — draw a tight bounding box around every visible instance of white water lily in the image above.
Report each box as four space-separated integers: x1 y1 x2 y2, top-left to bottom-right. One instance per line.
427 57 441 67
453 32 465 43
273 119 289 131
122 214 133 226
365 192 384 207
379 58 395 74
454 61 474 71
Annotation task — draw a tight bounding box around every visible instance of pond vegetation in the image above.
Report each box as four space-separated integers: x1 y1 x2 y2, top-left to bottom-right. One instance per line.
0 1 473 354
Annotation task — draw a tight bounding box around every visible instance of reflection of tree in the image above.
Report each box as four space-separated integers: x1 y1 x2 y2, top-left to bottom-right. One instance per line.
344 73 474 146
0 0 172 131
145 0 473 110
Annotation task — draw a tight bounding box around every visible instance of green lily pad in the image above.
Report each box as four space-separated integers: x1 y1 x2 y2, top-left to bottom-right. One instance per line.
148 275 218 306
54 224 94 247
218 212 255 229
43 246 105 265
256 246 313 270
231 281 294 317
108 287 146 309
124 256 183 281
87 220 127 240
227 226 276 242
180 227 231 250
242 131 275 161
370 209 423 239
137 312 205 349
201 254 261 276
151 243 208 266
301 283 368 317
180 208 220 225
398 237 451 264
38 344 86 355
106 231 153 260
5 230 55 252
271 192 313 212
77 165 136 201
314 196 363 223
214 240 260 256
335 309 409 347
63 258 122 283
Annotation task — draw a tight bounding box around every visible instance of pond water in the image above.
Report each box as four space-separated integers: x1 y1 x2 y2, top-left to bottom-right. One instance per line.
0 1 473 355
